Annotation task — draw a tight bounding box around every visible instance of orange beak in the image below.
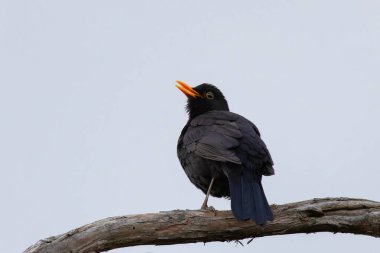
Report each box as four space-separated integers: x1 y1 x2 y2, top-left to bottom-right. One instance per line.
175 80 201 98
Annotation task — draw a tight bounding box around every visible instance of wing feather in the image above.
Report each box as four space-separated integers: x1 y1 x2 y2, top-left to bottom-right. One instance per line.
181 110 274 175
183 112 242 164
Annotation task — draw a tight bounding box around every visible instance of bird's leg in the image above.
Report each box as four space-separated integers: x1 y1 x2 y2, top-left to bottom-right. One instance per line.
201 177 215 210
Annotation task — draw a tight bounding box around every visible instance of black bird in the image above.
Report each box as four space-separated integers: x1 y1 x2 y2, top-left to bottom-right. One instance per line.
176 80 274 225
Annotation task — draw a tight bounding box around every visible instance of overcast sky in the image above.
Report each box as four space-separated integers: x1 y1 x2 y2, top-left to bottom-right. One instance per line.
1 1 379 252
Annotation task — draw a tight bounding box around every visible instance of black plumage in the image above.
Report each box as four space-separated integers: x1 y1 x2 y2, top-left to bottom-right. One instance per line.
176 81 274 225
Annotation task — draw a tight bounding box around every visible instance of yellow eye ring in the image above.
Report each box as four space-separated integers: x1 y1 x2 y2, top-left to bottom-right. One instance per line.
205 91 214 100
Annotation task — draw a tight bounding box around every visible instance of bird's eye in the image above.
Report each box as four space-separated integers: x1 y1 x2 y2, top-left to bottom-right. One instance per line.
205 91 214 100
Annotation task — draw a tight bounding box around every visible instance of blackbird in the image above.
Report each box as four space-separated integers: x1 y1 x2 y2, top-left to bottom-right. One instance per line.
176 80 274 225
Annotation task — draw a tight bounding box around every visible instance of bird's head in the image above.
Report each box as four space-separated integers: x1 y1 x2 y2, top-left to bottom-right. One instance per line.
176 80 229 119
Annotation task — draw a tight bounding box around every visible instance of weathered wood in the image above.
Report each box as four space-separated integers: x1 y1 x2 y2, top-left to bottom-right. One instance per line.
24 197 380 253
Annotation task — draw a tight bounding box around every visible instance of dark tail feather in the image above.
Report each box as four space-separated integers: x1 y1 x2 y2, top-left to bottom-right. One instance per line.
228 170 273 225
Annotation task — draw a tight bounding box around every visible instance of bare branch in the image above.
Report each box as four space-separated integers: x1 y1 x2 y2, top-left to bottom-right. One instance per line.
24 197 380 253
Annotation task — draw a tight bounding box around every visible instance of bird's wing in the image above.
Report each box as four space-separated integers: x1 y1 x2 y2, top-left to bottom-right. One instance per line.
182 112 243 164
237 118 274 175
181 111 274 174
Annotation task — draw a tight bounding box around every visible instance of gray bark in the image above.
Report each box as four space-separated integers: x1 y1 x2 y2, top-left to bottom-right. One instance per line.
24 197 380 253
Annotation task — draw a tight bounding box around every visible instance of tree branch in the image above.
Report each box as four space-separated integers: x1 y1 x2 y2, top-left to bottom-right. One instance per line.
24 197 380 253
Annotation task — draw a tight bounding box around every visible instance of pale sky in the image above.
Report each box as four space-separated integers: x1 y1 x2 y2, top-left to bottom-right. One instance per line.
1 1 380 253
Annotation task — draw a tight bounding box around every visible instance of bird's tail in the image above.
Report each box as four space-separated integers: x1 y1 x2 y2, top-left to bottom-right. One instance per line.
227 170 273 225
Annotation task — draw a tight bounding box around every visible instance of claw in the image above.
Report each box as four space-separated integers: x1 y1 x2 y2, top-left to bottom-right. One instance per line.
201 205 217 216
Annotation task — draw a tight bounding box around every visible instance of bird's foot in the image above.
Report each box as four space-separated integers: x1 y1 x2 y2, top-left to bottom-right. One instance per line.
200 204 217 215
